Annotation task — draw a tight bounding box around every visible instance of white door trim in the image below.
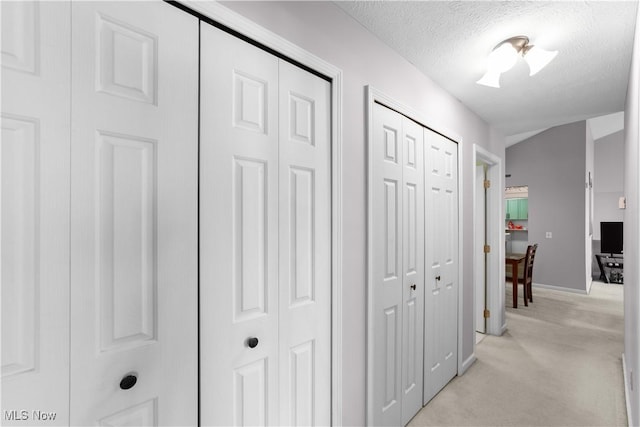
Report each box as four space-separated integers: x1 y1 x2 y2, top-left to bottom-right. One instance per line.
472 145 505 337
176 1 344 424
366 86 465 420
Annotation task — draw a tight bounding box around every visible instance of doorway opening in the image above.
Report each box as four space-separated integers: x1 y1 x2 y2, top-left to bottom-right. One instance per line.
473 145 505 339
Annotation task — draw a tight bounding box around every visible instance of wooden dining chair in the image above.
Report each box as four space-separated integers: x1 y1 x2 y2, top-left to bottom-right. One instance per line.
506 244 538 306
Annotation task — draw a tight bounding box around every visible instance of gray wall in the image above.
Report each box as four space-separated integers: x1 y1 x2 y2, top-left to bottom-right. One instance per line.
594 130 625 240
219 2 504 424
506 121 587 291
624 3 640 424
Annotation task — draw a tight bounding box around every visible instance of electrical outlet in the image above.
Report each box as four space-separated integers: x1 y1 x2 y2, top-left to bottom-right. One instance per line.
546 232 552 239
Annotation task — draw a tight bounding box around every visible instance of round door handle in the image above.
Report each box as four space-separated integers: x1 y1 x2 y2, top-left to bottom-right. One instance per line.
119 374 137 390
247 337 259 348
436 275 441 281
410 284 416 290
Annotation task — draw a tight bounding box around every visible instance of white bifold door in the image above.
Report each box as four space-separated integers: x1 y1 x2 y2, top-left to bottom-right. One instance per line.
199 24 332 426
370 103 459 425
1 2 71 424
423 129 459 404
69 2 198 425
370 103 425 426
2 0 198 424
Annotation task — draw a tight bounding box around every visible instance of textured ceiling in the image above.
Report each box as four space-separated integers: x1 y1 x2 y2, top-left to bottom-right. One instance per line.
335 1 638 138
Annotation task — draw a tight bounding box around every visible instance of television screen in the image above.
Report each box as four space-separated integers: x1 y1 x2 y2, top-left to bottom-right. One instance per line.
601 222 623 254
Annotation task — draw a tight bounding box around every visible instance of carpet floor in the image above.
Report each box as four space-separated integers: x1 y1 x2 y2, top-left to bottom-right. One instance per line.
408 281 627 427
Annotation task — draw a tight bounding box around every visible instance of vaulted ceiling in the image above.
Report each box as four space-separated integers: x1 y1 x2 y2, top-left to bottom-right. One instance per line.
335 1 638 143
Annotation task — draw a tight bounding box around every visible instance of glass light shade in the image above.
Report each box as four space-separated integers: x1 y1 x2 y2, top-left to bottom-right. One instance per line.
487 43 519 73
476 70 502 88
524 46 558 76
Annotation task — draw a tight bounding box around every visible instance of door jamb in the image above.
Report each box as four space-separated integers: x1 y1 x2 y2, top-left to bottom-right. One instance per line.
178 1 344 424
472 145 505 337
366 86 465 421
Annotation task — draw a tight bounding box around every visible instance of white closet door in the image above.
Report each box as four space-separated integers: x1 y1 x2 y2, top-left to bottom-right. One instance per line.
200 23 280 427
370 104 425 426
423 129 459 405
400 117 425 426
370 103 404 426
70 2 198 425
200 23 332 426
278 61 331 426
1 2 70 424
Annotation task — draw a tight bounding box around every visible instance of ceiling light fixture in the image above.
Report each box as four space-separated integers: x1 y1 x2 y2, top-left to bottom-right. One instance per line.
477 36 558 88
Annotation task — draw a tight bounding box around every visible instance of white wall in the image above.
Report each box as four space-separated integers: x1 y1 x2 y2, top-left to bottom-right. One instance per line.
218 2 504 424
623 3 640 425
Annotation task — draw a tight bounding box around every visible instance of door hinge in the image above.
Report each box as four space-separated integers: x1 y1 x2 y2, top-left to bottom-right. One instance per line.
484 179 491 189
483 309 491 318
483 244 491 253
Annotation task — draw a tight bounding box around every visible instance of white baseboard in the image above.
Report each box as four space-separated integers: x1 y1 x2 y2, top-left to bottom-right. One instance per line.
532 282 588 294
623 353 635 427
460 353 476 375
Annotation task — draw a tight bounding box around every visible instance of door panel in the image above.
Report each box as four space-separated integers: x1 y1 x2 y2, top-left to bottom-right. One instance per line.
371 104 404 426
400 118 425 425
70 2 198 425
423 129 459 405
1 2 70 424
278 60 331 426
200 23 279 426
371 105 426 426
200 24 331 426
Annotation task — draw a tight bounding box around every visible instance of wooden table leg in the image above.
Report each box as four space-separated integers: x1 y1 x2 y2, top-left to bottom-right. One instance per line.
515 261 527 307
512 261 517 308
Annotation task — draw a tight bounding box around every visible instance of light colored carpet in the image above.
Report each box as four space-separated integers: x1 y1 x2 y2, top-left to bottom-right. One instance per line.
408 282 627 427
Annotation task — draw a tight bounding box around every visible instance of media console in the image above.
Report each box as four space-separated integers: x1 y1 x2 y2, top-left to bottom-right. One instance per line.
595 254 624 284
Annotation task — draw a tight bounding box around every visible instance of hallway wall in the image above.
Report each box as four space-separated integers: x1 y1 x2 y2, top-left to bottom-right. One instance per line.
218 2 504 424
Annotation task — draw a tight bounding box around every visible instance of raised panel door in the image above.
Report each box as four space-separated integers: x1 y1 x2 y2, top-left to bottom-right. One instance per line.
370 103 404 426
200 23 279 426
200 23 332 426
423 128 459 405
70 2 198 425
1 2 71 424
400 117 425 425
278 60 331 426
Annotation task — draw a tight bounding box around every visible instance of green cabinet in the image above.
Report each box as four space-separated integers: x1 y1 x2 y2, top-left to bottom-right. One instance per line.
506 198 528 220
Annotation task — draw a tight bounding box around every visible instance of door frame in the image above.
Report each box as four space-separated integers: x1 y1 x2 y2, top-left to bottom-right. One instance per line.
472 145 505 337
475 162 487 334
366 86 465 422
175 1 344 424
